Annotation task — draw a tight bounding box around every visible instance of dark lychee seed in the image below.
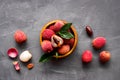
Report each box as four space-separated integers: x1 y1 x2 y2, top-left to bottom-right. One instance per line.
86 26 93 36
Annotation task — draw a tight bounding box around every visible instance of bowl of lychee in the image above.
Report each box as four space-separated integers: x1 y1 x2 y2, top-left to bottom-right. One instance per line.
39 20 78 61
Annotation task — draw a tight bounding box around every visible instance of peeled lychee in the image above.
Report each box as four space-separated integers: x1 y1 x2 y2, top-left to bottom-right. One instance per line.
92 37 106 49
99 51 111 63
58 45 70 55
19 50 32 62
49 21 64 32
14 30 27 43
42 29 55 40
41 40 53 53
64 38 75 47
82 50 93 63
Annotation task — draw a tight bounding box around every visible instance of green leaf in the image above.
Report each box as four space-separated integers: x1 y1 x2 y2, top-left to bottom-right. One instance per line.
60 23 72 32
57 23 74 39
58 31 74 39
39 51 56 62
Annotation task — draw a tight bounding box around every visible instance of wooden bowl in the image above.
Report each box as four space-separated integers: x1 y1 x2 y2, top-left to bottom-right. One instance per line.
40 20 78 58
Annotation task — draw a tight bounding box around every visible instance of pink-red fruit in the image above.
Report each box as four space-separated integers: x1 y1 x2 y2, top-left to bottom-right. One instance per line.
82 50 93 63
49 21 64 32
92 37 106 49
64 38 75 47
58 45 70 55
42 29 55 40
99 51 111 63
14 30 27 43
41 40 53 53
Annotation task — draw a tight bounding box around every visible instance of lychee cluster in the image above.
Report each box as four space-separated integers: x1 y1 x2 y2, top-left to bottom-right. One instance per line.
41 21 75 55
81 26 111 63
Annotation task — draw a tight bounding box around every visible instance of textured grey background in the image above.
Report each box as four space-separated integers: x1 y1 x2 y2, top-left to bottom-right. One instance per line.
0 0 120 80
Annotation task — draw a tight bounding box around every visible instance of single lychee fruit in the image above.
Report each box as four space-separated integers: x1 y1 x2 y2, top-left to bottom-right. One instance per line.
14 30 27 43
58 45 70 55
99 51 111 63
64 38 75 47
49 25 55 31
82 50 93 63
42 29 55 40
51 34 63 48
92 37 106 49
41 40 53 53
49 21 64 32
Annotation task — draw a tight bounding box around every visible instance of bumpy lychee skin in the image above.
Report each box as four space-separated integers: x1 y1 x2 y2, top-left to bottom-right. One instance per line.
82 50 93 63
58 45 70 55
92 37 106 49
14 30 27 43
42 29 55 40
49 21 64 32
99 51 111 63
64 38 75 47
41 40 53 53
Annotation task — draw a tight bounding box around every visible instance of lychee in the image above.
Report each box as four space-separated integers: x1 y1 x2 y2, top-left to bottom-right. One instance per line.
49 21 64 32
51 34 63 47
58 45 70 55
42 29 55 40
82 50 93 63
14 30 27 43
99 51 111 63
64 38 75 47
41 40 53 53
92 37 106 49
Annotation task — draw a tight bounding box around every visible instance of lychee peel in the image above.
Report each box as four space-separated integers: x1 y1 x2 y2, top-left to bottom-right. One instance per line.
92 37 106 49
42 29 55 40
51 34 63 48
41 40 53 53
58 45 70 55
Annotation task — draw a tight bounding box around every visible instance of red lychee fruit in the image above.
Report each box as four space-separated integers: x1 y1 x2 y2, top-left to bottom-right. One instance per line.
92 37 106 49
99 51 111 63
42 29 55 40
64 38 75 47
58 45 70 55
41 40 53 53
49 25 55 31
49 21 64 32
82 50 93 63
14 30 27 43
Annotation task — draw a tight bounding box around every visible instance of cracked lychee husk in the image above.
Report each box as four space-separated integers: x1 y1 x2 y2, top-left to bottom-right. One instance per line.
51 34 63 48
42 29 55 40
13 61 20 71
41 40 53 53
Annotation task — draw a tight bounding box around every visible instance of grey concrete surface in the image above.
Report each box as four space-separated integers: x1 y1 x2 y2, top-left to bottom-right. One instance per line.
0 0 120 80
